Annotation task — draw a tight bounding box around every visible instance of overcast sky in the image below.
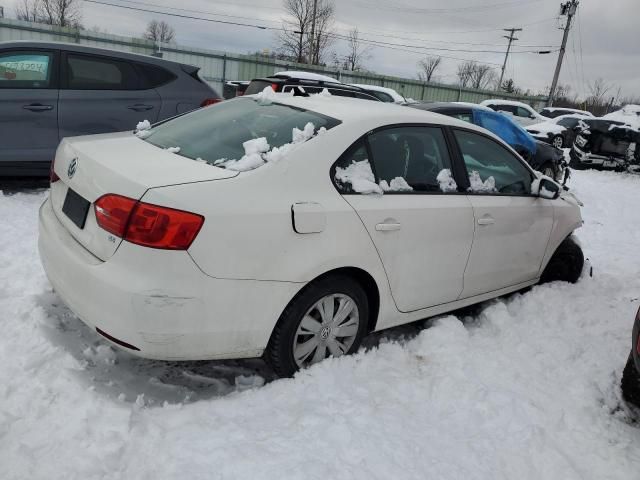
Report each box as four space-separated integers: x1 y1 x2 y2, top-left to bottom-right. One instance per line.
4 0 639 99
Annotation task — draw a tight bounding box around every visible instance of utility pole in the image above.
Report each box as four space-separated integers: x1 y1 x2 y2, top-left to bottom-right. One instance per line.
548 0 579 106
309 0 318 65
497 28 522 91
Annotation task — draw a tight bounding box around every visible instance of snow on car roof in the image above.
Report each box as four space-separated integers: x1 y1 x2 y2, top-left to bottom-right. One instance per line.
602 105 640 130
480 99 536 109
350 84 405 103
274 71 340 83
453 101 494 112
543 107 593 116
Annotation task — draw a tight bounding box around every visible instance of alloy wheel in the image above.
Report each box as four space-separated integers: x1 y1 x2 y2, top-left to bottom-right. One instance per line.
553 136 564 149
292 293 360 368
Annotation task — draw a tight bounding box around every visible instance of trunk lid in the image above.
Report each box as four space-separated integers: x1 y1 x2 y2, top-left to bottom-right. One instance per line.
50 132 237 261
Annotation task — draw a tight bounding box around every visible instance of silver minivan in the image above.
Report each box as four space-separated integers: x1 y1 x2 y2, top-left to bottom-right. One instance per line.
0 41 221 176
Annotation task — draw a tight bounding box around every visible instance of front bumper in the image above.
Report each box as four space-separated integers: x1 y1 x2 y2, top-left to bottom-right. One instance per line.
569 146 626 170
38 197 301 360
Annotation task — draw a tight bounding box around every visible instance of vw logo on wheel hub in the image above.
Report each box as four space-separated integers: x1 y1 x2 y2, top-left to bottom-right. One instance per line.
320 325 331 340
67 157 78 179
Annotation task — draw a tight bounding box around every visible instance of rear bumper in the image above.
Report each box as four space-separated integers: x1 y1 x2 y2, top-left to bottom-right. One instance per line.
38 197 301 360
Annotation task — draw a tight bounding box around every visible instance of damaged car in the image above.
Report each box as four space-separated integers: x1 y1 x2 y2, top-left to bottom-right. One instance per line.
409 102 569 183
526 114 590 149
569 119 639 171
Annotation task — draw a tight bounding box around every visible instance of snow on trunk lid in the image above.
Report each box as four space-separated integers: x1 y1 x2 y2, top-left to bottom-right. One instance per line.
50 132 237 261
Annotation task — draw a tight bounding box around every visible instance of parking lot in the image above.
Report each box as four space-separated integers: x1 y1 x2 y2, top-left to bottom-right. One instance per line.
2 168 640 479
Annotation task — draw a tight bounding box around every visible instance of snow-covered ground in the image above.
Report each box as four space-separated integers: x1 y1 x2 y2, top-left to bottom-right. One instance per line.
2 170 640 479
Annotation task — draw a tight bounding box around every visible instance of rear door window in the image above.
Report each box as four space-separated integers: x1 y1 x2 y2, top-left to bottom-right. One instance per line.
333 126 456 194
0 51 54 88
136 63 176 88
516 106 533 118
65 53 141 90
557 117 579 128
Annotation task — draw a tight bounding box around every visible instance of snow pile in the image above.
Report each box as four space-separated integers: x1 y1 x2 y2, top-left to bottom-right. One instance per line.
315 88 332 98
4 171 640 478
335 159 383 194
215 123 317 172
255 85 280 105
379 177 413 192
436 168 458 192
602 105 640 131
166 146 181 154
134 119 152 138
468 170 497 193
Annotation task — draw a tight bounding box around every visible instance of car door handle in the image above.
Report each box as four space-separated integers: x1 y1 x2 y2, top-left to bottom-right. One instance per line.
128 104 154 111
23 103 53 112
375 222 401 231
477 216 495 226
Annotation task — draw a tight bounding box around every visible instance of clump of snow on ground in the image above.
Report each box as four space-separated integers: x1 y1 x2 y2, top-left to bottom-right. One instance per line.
468 170 497 193
4 170 640 479
437 168 457 192
216 123 317 172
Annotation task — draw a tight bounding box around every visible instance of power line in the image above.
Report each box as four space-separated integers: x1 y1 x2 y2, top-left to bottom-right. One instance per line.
351 0 542 14
83 0 273 30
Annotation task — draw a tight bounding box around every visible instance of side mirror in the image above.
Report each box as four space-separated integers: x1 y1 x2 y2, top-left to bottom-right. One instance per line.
533 176 560 199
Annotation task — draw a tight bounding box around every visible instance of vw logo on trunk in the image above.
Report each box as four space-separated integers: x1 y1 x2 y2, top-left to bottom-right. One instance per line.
67 158 78 179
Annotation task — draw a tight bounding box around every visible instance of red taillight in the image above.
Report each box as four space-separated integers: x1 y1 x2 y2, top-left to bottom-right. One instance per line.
50 157 60 183
94 194 137 237
94 194 204 250
271 83 279 91
201 98 222 107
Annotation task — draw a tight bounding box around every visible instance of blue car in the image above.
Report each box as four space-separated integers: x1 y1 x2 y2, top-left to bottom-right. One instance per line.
409 102 567 183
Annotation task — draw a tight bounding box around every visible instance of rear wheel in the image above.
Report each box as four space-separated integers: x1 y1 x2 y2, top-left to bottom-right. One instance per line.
265 275 369 377
552 135 564 149
622 354 640 408
540 236 584 284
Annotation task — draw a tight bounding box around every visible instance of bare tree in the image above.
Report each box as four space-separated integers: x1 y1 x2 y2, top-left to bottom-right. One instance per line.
587 78 612 106
469 64 497 90
417 56 442 83
143 20 176 44
40 0 82 27
15 0 40 22
15 0 81 27
500 78 520 94
336 28 371 71
456 61 475 87
277 0 335 65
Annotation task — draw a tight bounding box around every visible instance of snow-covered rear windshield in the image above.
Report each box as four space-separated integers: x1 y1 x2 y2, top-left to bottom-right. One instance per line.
144 98 340 164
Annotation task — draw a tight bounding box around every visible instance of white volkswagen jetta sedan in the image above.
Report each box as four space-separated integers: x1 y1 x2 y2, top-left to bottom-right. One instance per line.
39 91 584 377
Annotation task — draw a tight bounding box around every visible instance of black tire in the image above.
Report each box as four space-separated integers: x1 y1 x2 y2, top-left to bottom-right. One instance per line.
265 275 370 378
540 236 584 284
622 354 640 408
552 135 564 149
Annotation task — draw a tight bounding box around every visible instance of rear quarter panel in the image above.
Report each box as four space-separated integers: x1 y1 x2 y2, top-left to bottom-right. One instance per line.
140 121 399 328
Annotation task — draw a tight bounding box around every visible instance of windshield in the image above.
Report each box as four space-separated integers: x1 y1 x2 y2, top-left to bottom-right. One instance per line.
144 98 340 165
